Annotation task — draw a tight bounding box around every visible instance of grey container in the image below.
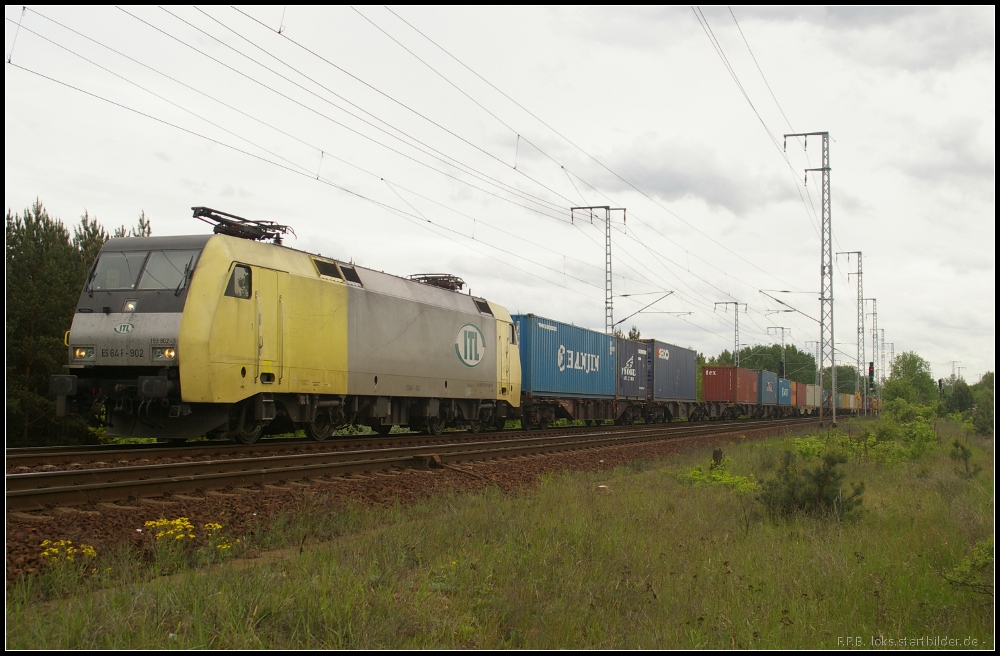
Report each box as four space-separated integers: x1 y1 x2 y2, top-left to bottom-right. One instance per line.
777 378 792 406
513 314 615 398
758 370 778 405
642 339 697 402
616 338 648 400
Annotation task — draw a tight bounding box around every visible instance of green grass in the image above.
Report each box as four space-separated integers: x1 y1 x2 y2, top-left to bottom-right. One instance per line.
6 422 994 649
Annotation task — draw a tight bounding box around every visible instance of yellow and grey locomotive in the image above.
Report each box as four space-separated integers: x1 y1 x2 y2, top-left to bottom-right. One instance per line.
51 207 521 443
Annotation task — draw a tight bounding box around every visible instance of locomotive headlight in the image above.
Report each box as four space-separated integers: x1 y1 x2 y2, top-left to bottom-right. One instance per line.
153 347 177 361
123 299 138 313
73 346 95 361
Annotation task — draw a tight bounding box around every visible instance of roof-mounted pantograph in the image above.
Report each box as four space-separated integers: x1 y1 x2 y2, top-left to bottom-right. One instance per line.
192 206 296 244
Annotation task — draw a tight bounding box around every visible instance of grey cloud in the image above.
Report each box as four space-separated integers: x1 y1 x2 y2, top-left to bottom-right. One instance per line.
736 7 922 27
896 119 995 184
740 6 994 71
606 135 797 215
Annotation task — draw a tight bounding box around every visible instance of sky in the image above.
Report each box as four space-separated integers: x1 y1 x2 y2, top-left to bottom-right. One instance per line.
5 6 995 385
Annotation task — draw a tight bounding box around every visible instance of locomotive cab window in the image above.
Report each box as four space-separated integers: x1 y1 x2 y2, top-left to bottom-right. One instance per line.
137 250 200 290
225 265 252 299
89 251 149 291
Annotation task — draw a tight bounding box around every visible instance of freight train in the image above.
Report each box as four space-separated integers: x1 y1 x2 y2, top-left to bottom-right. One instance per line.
50 207 848 443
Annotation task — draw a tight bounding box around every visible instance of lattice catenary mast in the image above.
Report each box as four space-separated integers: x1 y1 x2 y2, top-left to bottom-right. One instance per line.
838 251 865 414
571 206 625 334
786 132 835 424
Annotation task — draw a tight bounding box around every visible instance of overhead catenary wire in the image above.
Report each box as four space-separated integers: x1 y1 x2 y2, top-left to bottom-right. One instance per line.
5 60 609 300
11 7 834 353
237 4 827 344
381 5 815 292
13 9 670 299
156 6 577 218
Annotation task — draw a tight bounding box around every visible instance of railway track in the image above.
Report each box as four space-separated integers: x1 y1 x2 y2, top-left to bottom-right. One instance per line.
7 418 815 512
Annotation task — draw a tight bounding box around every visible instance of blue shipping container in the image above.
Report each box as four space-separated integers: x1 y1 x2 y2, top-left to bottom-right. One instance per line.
617 338 648 400
642 340 698 402
778 378 792 406
758 370 778 405
513 314 615 399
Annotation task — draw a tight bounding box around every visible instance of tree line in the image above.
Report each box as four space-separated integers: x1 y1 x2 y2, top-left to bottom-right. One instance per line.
6 199 150 446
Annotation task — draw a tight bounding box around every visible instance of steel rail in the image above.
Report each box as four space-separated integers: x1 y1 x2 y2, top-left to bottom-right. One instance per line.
7 418 815 511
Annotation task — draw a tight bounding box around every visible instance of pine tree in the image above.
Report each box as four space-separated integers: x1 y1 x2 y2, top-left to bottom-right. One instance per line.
5 201 84 444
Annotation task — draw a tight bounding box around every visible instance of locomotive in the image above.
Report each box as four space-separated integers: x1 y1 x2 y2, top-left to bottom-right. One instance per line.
50 207 520 443
51 207 848 443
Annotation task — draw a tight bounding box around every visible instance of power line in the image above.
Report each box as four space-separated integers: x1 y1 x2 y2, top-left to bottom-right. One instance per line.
5 61 608 299
385 5 812 292
120 7 574 223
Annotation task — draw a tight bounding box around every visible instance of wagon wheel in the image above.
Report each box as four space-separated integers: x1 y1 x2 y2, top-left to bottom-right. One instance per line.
306 411 334 441
521 417 533 431
230 403 264 445
426 417 446 436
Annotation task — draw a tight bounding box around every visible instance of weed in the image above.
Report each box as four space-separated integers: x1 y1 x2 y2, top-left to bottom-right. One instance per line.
679 455 759 534
143 517 242 574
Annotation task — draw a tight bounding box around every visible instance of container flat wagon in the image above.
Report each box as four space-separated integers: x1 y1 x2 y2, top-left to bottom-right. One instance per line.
513 314 616 428
616 339 702 423
702 365 758 419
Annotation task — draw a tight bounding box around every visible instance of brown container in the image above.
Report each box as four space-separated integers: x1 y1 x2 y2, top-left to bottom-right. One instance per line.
702 366 758 404
795 381 807 407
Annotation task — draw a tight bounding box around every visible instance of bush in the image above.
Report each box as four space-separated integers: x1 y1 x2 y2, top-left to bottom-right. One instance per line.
944 539 994 599
758 451 864 519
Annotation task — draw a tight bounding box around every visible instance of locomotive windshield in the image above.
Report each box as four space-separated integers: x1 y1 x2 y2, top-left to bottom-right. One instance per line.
89 250 200 292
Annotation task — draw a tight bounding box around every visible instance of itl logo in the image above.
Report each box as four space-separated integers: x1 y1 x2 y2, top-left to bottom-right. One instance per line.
114 323 134 334
455 323 486 367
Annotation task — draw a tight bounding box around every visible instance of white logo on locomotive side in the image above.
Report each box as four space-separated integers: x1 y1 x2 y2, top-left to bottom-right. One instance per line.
114 323 134 333
455 324 486 367
557 344 599 373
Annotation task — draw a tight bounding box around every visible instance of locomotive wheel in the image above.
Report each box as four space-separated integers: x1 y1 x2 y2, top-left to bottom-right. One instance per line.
427 417 446 436
230 404 263 445
374 423 393 436
306 413 334 441
468 419 484 434
493 415 507 431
